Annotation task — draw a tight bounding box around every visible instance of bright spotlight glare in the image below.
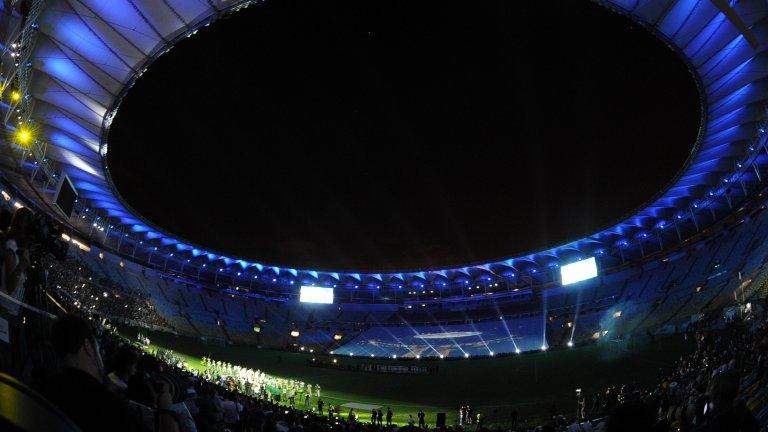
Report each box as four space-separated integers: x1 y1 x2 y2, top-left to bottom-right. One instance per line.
567 341 574 347
541 345 548 351
515 348 521 354
14 126 33 146
464 353 469 358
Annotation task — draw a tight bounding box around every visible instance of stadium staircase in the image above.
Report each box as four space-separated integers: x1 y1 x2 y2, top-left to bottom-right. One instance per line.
155 280 171 303
181 314 203 337
218 318 233 344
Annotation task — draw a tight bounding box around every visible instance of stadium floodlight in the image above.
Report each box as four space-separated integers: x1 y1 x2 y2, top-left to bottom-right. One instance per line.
567 341 574 347
14 126 33 146
300 286 334 304
515 348 521 354
290 330 300 338
560 257 598 286
464 353 469 358
333 333 344 341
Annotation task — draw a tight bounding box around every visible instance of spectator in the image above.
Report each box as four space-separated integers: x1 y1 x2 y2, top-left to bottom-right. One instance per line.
0 207 32 374
1 206 32 315
694 370 759 431
221 392 241 428
44 314 173 432
107 344 139 393
170 386 197 432
195 385 223 432
604 401 657 432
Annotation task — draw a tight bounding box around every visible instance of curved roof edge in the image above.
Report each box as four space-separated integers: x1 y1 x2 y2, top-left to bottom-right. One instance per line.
2 0 768 288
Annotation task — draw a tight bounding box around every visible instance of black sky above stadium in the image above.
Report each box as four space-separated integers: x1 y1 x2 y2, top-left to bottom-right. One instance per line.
107 0 700 272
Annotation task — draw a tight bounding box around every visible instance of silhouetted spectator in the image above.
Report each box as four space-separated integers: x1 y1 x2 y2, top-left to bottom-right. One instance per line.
44 314 156 432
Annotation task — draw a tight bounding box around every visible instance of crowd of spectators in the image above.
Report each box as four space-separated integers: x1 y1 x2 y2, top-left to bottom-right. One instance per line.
37 313 427 432
540 311 767 432
47 256 170 329
10 302 761 432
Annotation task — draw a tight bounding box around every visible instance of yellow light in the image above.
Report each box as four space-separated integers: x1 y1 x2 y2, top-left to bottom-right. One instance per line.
14 126 33 146
71 239 91 252
9 90 21 103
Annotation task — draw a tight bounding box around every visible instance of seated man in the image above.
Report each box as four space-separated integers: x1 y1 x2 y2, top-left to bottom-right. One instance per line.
107 344 139 394
44 314 177 432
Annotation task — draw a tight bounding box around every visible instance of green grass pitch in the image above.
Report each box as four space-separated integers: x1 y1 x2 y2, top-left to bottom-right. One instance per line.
127 328 693 426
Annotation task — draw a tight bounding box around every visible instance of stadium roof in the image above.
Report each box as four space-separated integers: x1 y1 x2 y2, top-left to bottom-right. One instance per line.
2 0 768 289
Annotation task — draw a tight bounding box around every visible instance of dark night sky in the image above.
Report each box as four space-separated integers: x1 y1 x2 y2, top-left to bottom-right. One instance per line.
107 0 700 272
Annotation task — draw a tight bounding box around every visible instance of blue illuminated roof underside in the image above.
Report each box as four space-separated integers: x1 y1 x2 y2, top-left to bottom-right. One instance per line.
6 0 768 288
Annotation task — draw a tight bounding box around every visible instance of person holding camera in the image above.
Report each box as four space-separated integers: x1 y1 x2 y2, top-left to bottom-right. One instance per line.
0 206 32 375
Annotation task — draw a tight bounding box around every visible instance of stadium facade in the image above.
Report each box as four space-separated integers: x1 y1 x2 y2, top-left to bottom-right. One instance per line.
1 0 768 357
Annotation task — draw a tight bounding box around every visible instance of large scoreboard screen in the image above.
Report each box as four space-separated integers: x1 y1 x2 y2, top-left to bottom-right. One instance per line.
299 286 334 304
560 257 598 286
